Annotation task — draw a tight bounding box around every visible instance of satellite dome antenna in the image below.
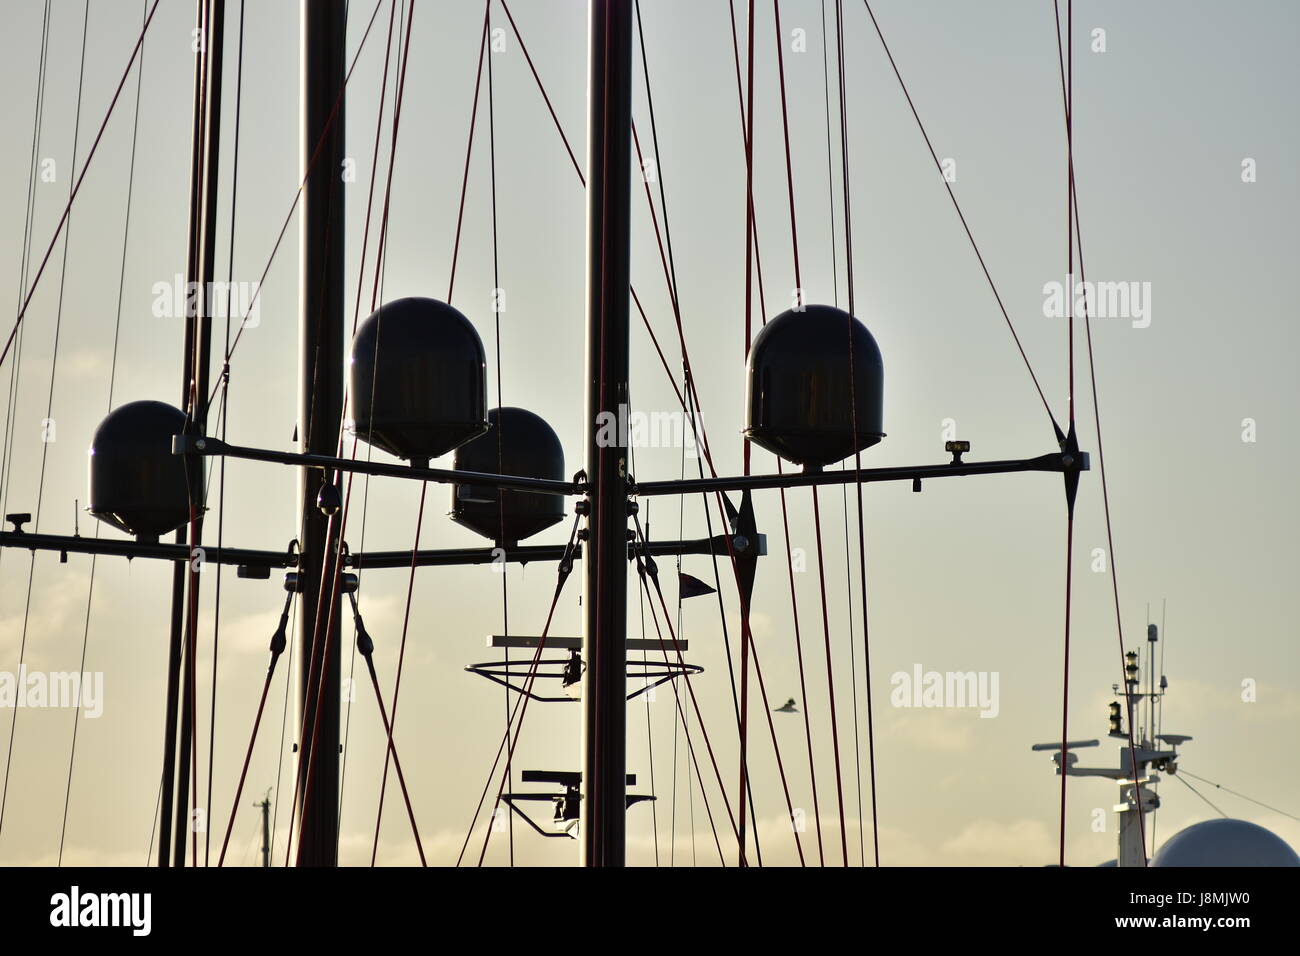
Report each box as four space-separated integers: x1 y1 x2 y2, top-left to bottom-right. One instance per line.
449 406 566 548
348 296 490 470
88 400 203 542
744 304 884 471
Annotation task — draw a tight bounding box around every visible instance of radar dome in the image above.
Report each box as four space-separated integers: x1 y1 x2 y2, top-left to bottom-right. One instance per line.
88 400 200 541
450 407 565 547
1153 818 1300 867
744 304 884 469
349 297 488 467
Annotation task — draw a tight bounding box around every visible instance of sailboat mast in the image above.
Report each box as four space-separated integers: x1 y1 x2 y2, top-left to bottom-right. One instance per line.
580 0 635 867
158 0 224 867
295 0 347 867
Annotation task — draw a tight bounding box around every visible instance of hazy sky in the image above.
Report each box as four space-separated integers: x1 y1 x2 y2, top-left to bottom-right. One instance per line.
0 0 1296 867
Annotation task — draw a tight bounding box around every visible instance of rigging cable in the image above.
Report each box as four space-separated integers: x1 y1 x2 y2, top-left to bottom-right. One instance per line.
457 516 580 865
623 3 802 863
821 0 866 868
201 0 389 408
1178 771 1300 824
283 0 412 866
773 0 851 867
1052 0 1147 866
735 0 757 866
485 0 514 866
58 0 149 866
291 0 420 868
0 0 53 558
337 0 400 856
206 0 247 867
0 0 162 374
0 0 91 848
1056 0 1077 870
1172 773 1226 819
838 0 883 868
501 0 797 864
633 0 767 863
726 0 824 865
0 0 50 850
857 0 1058 434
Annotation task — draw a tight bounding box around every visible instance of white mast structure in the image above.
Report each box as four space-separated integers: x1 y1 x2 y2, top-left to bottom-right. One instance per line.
1033 624 1190 866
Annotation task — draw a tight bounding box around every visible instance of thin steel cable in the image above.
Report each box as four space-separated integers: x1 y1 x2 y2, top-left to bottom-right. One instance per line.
58 0 148 867
0 0 92 847
206 0 248 867
337 0 400 854
0 0 162 373
204 0 388 407
857 0 1058 432
1179 770 1300 823
1172 772 1226 818
1052 0 1147 866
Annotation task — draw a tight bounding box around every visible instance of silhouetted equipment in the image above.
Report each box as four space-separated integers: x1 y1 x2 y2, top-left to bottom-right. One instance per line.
744 304 885 469
348 297 489 469
450 406 565 546
316 479 341 516
88 400 200 541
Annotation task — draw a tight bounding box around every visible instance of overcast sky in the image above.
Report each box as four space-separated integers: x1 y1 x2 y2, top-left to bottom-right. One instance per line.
0 0 1296 866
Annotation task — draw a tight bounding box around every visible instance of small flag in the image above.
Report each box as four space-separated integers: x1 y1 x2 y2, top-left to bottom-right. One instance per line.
678 572 716 599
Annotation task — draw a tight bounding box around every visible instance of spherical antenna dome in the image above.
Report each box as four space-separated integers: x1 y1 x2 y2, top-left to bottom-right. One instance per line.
744 304 884 469
450 407 565 547
88 400 201 541
349 297 488 467
1153 818 1300 867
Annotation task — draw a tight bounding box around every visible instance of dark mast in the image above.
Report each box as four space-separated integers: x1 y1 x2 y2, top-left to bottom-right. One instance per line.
295 0 347 866
580 0 635 867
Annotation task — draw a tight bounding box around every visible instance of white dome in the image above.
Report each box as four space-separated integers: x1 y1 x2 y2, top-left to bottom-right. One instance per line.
1153 818 1300 867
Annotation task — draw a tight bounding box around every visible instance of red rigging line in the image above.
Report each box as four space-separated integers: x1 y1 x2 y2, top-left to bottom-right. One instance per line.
1057 0 1076 870
506 0 798 862
841 0 881 869
337 0 400 855
635 552 739 862
353 0 401 332
735 0 757 866
772 0 803 292
858 0 1058 435
637 0 807 862
500 0 585 186
292 0 416 867
636 561 728 865
204 0 389 413
447 1 492 304
485 0 515 868
1051 0 1147 867
206 0 249 868
770 0 855 866
17 0 92 861
353 0 418 863
0 0 162 375
359 640 426 866
724 0 830 865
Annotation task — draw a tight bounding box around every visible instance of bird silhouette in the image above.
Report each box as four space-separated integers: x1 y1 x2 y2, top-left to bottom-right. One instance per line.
774 698 798 713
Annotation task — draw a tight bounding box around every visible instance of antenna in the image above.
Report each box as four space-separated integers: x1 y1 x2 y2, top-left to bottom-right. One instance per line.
1031 613 1191 866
